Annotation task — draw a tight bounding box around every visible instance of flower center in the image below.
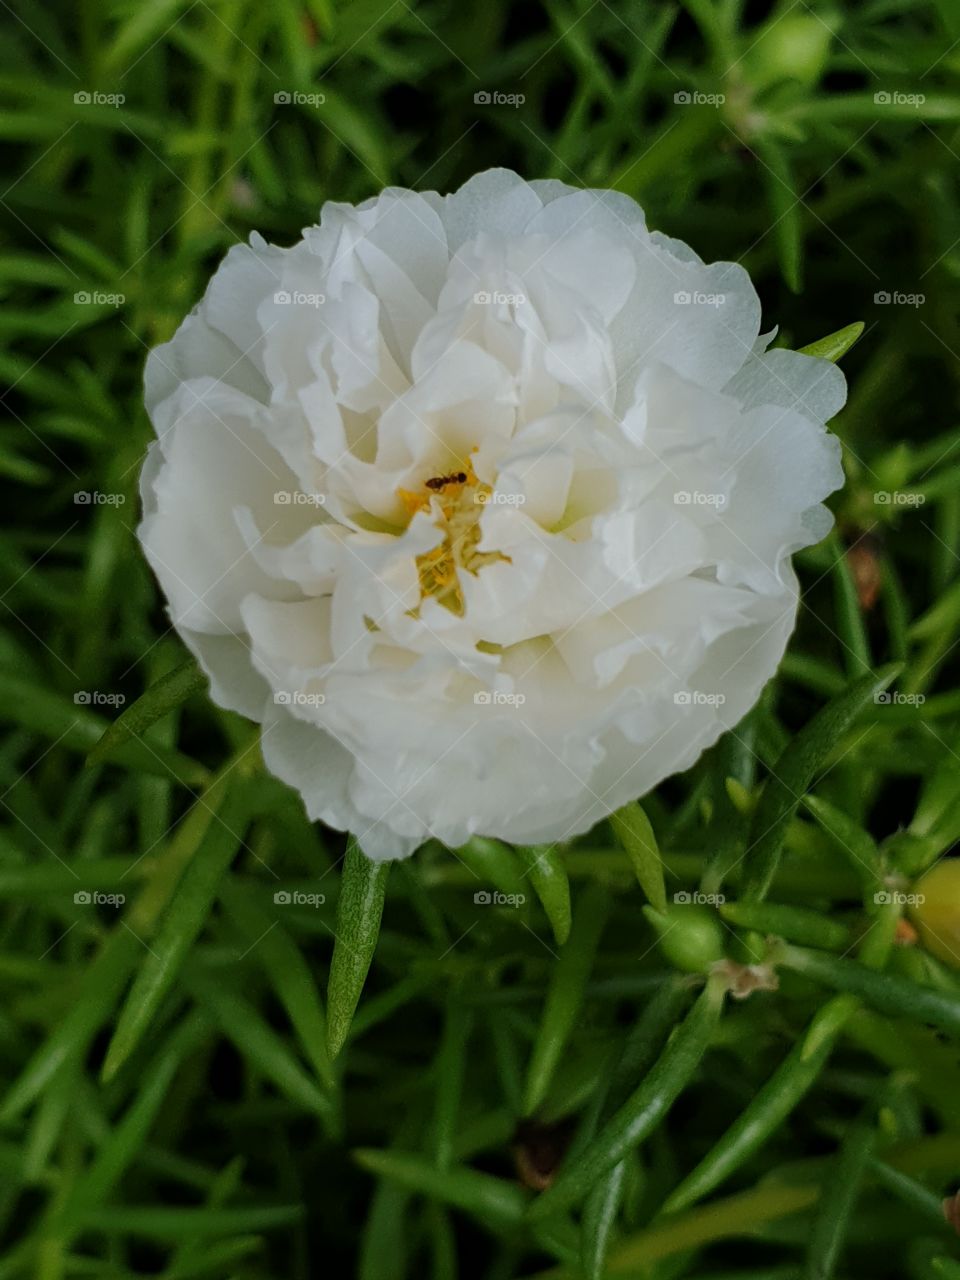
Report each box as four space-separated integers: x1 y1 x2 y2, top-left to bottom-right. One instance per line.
398 459 510 616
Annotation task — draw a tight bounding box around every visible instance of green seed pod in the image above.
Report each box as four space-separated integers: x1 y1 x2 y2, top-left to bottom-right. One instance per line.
744 12 837 90
720 899 849 950
642 903 725 973
910 860 960 970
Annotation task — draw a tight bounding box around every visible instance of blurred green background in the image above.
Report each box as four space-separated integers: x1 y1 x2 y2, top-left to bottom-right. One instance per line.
3 0 960 1277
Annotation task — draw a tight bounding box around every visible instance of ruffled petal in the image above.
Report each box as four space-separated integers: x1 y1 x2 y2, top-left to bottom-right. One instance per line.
139 167 846 862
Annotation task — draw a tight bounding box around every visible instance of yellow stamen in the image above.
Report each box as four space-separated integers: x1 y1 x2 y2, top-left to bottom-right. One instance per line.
397 487 430 518
400 456 510 616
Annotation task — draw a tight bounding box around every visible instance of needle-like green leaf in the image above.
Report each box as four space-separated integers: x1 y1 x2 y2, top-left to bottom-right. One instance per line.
529 978 726 1219
516 843 572 945
522 885 607 1115
610 803 667 913
798 321 865 363
326 838 391 1059
101 767 252 1081
354 1148 527 1226
741 666 900 901
88 659 205 766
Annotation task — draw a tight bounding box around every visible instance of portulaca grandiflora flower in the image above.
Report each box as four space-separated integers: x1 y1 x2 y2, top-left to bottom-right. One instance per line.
139 168 845 860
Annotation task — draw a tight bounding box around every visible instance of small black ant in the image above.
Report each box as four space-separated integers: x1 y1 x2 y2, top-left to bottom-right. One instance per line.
425 471 467 490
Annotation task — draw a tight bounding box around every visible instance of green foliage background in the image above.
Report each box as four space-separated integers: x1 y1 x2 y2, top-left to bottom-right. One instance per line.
3 0 960 1276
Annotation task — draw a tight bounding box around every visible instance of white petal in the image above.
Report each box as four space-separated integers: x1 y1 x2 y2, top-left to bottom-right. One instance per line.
438 168 544 251
723 346 847 425
138 381 305 633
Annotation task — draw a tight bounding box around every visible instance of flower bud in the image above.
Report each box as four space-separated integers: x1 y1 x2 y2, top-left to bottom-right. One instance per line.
642 904 725 973
744 13 836 90
909 860 960 970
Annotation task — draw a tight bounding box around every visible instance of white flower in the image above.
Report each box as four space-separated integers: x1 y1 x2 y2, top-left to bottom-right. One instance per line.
139 168 845 861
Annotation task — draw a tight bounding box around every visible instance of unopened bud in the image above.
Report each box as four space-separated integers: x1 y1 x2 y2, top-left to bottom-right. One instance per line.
642 903 725 973
909 860 960 969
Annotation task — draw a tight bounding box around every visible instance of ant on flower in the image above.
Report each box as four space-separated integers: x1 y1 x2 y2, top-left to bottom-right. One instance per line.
425 472 468 490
